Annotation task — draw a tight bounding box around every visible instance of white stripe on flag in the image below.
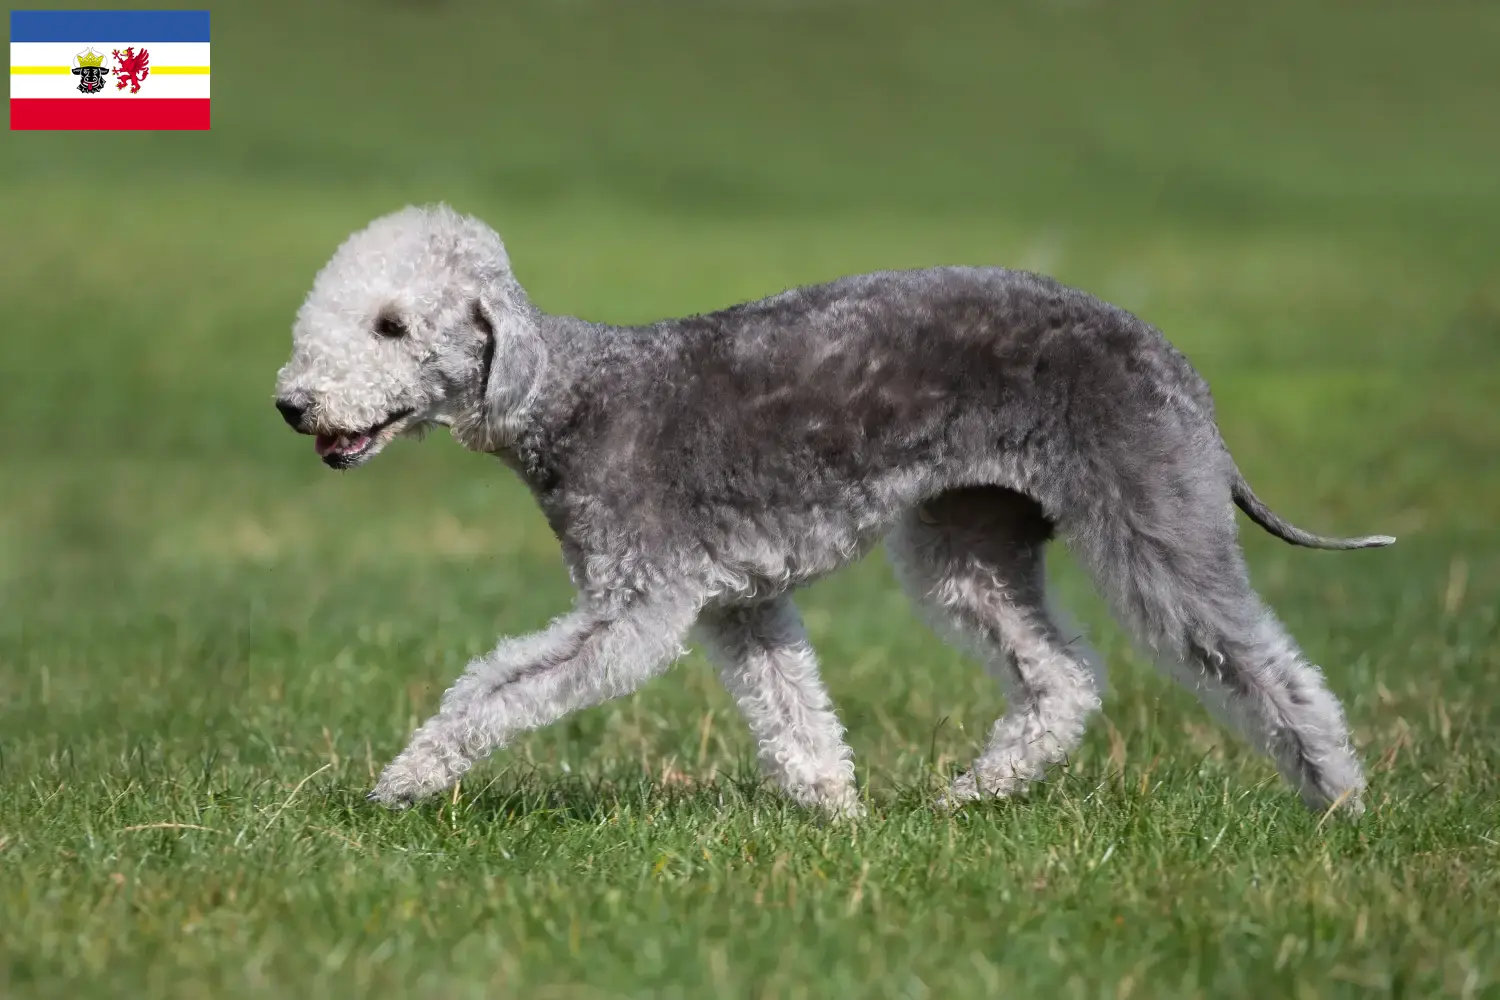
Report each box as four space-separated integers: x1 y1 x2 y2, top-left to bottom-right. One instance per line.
10 42 210 100
11 72 209 99
11 41 210 67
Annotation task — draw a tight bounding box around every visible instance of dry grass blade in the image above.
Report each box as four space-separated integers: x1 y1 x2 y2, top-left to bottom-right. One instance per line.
263 763 334 830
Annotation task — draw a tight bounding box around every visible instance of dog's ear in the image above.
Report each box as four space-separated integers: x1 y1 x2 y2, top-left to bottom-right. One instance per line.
471 288 546 450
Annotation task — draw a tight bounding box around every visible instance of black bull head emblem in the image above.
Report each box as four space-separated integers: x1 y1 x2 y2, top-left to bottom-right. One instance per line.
71 64 110 94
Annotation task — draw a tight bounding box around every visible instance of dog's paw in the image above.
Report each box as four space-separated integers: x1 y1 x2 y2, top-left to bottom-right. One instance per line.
935 771 981 812
816 787 866 822
366 787 414 810
784 773 864 821
368 749 463 809
936 767 1026 812
1299 752 1367 821
367 768 428 810
1305 784 1366 821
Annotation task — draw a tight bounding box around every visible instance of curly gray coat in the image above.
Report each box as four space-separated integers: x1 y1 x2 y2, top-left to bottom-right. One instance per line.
274 205 1393 818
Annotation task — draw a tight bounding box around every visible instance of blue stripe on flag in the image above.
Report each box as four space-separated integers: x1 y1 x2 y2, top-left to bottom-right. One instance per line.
10 9 211 43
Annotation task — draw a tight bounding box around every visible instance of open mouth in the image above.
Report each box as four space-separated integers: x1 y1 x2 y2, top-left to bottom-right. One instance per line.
314 408 413 469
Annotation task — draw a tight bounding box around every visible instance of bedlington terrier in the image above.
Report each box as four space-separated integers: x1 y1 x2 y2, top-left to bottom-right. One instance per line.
274 204 1394 819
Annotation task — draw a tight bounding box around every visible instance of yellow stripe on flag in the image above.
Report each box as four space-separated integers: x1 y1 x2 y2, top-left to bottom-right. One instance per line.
10 65 209 75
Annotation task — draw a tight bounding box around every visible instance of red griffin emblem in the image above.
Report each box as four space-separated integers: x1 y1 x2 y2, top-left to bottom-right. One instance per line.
111 47 151 94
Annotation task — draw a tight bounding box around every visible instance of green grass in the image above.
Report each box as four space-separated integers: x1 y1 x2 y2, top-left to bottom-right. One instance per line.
3 1 1499 996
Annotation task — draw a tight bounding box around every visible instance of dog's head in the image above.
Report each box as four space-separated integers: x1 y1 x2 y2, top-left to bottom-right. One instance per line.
273 204 544 469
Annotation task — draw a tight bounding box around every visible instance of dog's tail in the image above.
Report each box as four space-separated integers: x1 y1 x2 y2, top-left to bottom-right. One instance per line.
1231 468 1395 550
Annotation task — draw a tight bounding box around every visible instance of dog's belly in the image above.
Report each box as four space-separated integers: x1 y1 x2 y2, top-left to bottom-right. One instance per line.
687 477 934 604
697 529 884 605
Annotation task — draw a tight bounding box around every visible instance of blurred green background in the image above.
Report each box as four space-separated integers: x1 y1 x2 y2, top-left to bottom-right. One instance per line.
3 2 1498 997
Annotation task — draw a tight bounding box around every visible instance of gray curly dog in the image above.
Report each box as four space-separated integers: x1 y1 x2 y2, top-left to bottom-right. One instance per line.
274 205 1393 818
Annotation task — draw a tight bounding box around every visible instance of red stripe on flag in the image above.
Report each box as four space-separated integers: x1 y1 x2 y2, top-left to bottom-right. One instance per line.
10 99 211 131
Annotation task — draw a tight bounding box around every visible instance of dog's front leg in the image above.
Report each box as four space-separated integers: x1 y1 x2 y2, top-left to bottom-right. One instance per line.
697 599 861 817
369 591 700 808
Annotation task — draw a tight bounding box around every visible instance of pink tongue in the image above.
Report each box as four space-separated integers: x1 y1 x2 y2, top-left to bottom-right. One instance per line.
315 433 373 458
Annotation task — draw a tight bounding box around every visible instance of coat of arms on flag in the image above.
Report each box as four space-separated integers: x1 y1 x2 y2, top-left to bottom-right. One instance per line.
10 10 210 130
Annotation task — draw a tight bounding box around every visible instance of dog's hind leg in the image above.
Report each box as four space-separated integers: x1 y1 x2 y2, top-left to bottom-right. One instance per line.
888 487 1104 806
1064 454 1366 815
369 591 700 808
697 598 860 817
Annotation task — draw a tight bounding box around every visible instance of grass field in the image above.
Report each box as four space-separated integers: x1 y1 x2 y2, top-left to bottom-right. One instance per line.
3 1 1500 996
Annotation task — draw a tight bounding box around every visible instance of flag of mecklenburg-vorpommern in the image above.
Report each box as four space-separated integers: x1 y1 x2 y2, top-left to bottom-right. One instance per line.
11 10 210 130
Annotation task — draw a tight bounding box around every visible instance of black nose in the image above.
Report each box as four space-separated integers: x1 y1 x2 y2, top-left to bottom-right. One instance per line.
276 398 307 429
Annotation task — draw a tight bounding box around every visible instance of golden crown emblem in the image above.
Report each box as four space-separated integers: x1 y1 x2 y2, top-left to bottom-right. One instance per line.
74 48 107 69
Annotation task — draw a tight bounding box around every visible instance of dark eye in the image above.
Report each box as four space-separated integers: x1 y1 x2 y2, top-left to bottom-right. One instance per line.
374 313 408 339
